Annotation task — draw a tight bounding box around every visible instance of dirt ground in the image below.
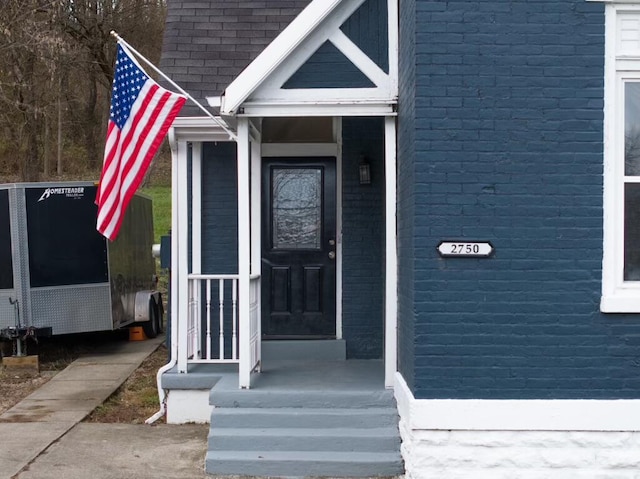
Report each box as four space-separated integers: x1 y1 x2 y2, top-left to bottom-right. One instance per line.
0 331 168 423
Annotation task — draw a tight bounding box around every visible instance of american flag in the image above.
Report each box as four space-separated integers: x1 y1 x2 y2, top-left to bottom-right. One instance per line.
96 43 186 240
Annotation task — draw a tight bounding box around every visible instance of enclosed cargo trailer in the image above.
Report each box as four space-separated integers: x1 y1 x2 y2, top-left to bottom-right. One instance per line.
0 182 163 342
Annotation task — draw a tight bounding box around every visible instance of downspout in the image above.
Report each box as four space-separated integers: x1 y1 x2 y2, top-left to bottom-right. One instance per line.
146 129 180 424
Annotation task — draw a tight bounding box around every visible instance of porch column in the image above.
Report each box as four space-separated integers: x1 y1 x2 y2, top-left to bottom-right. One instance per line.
250 125 262 371
237 118 252 388
384 116 398 388
191 142 202 276
250 125 262 276
175 139 190 374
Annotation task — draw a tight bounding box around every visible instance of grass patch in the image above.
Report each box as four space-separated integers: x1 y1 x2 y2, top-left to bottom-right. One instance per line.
84 344 169 424
141 185 171 243
141 185 171 307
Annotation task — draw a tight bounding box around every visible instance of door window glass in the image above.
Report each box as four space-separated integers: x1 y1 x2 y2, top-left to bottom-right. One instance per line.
272 168 322 250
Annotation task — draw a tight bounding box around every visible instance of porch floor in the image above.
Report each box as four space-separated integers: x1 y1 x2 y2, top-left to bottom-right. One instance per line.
162 359 386 393
253 359 385 390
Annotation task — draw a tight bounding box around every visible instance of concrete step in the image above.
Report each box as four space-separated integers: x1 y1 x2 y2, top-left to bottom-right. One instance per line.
205 450 404 477
210 407 399 428
209 426 401 452
210 387 395 408
205 361 404 477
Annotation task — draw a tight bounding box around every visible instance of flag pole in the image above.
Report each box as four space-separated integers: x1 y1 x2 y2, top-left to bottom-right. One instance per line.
110 31 238 141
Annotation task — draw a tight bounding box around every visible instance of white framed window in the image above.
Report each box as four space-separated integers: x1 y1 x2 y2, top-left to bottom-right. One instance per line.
602 4 640 312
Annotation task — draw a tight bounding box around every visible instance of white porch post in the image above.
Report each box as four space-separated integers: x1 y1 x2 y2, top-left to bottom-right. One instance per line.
237 118 252 388
176 139 190 374
190 143 202 361
192 142 203 275
384 116 398 388
250 127 262 371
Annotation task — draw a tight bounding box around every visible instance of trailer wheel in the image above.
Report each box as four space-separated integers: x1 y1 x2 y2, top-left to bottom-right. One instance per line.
142 299 160 339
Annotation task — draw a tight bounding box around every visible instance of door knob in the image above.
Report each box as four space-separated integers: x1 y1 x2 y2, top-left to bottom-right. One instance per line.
328 251 336 260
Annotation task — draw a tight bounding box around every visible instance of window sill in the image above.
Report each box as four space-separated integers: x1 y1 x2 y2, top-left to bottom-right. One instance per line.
601 294 640 313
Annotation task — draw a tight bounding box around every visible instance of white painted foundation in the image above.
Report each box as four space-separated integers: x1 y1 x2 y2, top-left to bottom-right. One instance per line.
399 426 640 479
166 390 213 424
395 373 640 478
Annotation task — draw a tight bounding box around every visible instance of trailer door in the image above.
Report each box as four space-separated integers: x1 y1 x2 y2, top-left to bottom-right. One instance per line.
25 186 108 287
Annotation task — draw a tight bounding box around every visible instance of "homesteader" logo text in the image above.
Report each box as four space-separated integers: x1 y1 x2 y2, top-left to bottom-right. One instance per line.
37 187 85 202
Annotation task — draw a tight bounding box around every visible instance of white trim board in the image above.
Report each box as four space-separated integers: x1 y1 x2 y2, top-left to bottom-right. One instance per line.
235 102 396 118
395 373 640 432
384 116 397 389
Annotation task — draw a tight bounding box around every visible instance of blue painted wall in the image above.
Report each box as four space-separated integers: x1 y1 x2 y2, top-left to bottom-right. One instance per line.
200 142 238 359
342 117 385 359
341 0 389 73
284 0 387 89
397 0 417 391
400 0 640 400
202 142 238 275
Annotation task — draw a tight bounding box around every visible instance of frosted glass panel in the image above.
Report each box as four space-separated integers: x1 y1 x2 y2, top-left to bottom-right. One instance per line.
272 168 322 250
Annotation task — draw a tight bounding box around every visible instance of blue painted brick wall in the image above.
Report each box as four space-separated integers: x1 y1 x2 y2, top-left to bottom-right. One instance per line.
284 42 375 89
342 117 385 359
202 142 238 274
397 0 417 390
403 0 640 399
341 0 389 73
200 142 238 358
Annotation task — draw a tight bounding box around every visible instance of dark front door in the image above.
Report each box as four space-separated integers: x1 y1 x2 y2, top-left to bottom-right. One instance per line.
262 158 336 338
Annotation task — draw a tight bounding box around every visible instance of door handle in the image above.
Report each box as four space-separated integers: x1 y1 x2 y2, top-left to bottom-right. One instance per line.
328 251 336 260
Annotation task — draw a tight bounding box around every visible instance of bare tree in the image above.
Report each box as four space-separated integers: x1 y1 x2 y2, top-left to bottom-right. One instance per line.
0 0 167 181
0 1 62 180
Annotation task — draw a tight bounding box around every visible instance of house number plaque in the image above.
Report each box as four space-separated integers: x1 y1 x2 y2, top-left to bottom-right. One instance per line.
437 241 494 258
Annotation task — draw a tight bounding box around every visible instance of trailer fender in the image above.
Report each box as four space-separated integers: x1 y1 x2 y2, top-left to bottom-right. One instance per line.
134 291 164 338
134 291 154 323
134 291 162 338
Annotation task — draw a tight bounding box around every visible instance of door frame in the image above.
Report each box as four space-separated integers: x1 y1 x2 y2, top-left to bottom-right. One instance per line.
259 128 343 339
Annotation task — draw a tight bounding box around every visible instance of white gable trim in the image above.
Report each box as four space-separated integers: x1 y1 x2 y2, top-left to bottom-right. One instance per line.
328 29 390 89
217 0 397 117
220 0 357 115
